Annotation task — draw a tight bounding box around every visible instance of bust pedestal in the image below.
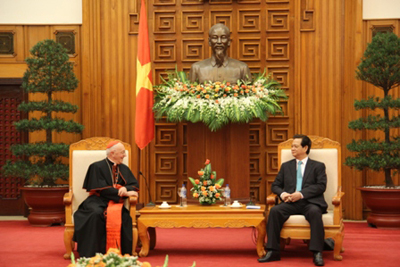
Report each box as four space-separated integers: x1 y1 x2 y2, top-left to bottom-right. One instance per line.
187 123 250 199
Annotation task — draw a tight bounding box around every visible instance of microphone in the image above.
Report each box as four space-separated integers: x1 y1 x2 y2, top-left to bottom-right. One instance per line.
139 171 155 207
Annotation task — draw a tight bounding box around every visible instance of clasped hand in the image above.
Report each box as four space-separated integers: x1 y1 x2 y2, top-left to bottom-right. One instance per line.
282 192 302 203
118 187 138 197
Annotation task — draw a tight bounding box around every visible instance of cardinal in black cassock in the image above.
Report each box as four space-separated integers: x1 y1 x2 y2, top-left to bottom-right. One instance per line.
73 141 139 257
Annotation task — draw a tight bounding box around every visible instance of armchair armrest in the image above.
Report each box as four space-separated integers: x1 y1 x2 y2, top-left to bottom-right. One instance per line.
128 196 138 222
267 193 278 206
332 186 344 206
64 191 73 225
332 186 345 225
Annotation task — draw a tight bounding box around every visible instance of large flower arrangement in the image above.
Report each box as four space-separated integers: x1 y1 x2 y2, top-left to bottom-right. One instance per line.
67 250 195 267
188 159 224 205
67 249 145 267
153 70 287 131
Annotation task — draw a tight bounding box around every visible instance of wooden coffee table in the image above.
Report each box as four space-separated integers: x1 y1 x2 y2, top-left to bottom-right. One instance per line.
137 204 266 257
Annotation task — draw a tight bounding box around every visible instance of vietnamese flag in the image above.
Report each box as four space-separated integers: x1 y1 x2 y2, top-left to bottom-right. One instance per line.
135 0 154 150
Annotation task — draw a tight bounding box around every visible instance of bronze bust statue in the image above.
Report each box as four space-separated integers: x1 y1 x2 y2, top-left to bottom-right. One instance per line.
189 23 252 84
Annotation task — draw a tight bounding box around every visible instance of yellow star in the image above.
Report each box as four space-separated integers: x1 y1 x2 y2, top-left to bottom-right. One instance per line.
136 59 153 95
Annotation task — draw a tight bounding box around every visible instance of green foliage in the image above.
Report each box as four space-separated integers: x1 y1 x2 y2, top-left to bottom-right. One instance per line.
18 100 78 113
346 32 400 187
9 142 69 157
15 117 84 132
354 96 400 110
153 69 287 131
1 39 84 186
356 32 400 92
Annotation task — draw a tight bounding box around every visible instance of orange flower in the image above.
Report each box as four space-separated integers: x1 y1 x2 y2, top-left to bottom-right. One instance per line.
201 186 206 191
198 171 204 176
210 174 214 179
142 262 152 267
225 88 230 92
202 191 208 196
208 186 215 191
214 88 219 92
226 82 231 86
215 184 221 189
223 94 227 97
215 193 220 198
196 95 201 98
195 179 200 184
202 89 207 94
203 180 208 186
193 192 199 198
215 81 221 85
205 94 210 99
234 93 238 97
215 100 219 104
205 159 210 165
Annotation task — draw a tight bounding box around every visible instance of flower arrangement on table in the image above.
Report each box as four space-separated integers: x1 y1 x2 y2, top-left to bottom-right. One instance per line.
153 69 287 131
188 159 225 205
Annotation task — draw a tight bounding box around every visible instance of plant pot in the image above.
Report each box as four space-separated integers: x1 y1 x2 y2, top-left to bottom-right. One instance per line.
20 186 68 227
358 186 400 229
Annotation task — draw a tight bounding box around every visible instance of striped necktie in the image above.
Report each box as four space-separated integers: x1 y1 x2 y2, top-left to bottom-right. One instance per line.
296 161 303 192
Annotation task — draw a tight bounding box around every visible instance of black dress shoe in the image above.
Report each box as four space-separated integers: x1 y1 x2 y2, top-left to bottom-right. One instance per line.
313 252 324 266
258 251 281 263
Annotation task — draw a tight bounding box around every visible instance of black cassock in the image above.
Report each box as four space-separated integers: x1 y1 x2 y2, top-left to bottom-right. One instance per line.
73 158 139 257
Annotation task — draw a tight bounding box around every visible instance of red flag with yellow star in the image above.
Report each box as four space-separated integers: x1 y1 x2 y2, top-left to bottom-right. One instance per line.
135 0 154 150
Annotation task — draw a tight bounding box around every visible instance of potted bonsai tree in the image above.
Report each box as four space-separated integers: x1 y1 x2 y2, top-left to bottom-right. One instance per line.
2 39 84 226
345 32 400 228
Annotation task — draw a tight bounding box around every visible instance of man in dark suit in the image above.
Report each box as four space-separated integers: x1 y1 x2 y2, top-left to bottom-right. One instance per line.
258 134 327 266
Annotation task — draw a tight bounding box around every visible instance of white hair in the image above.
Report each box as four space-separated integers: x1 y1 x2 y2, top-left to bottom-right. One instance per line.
106 142 120 156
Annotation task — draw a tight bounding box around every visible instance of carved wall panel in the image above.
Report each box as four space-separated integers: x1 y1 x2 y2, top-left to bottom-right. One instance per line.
155 179 179 203
266 37 289 61
238 38 261 61
237 9 261 33
182 11 205 33
154 11 176 34
155 123 177 147
209 10 233 30
266 9 290 32
154 152 178 175
182 39 205 62
154 40 176 62
147 0 294 204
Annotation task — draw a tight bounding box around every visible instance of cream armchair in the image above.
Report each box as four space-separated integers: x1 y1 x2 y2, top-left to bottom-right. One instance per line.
63 137 138 259
267 136 344 260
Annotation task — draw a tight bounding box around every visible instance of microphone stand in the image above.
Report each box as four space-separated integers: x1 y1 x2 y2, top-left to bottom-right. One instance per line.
139 171 155 207
246 177 262 206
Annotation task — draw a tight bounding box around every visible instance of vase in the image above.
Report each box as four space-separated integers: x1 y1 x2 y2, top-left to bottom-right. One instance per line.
200 202 213 206
20 186 68 226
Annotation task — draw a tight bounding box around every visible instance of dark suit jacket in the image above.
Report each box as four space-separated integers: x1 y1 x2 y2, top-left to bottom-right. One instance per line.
271 158 328 213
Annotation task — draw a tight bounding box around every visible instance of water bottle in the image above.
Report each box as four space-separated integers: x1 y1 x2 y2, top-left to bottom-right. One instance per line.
224 184 231 206
180 184 187 207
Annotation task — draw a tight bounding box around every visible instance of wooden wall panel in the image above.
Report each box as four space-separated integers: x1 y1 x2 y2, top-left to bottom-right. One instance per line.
81 0 140 179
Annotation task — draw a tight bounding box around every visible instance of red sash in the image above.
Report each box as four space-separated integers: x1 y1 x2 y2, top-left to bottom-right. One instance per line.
105 184 124 252
106 200 123 252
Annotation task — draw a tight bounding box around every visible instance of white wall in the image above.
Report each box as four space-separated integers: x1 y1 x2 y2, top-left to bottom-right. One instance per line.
0 0 82 24
363 0 400 20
